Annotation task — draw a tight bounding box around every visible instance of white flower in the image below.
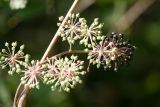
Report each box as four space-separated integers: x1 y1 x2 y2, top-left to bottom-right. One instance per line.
10 0 27 10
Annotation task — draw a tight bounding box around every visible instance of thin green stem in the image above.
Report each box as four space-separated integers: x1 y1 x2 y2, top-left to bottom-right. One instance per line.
40 50 89 64
53 50 89 58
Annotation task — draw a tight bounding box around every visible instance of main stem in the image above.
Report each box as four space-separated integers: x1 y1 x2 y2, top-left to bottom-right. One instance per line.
13 0 80 107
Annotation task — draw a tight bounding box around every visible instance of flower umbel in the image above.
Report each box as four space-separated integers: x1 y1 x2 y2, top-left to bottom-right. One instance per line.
58 13 83 50
58 13 103 50
0 42 28 75
80 18 103 48
88 32 135 71
21 60 44 89
43 56 86 92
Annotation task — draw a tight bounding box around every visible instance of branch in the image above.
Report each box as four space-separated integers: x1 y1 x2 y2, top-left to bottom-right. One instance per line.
53 50 89 57
39 50 89 64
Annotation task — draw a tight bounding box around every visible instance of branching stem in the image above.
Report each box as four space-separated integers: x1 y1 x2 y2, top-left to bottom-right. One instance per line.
53 50 89 58
13 0 80 107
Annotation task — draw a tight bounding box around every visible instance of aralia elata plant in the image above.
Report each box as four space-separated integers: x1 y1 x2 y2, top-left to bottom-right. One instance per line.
0 0 135 107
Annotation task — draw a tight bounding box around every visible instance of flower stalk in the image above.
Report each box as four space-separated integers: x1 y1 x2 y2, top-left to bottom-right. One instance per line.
13 0 81 107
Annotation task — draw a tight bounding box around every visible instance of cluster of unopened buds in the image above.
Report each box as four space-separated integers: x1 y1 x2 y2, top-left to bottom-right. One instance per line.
0 13 135 92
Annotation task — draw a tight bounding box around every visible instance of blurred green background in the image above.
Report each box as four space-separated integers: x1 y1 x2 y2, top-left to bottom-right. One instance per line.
0 0 160 107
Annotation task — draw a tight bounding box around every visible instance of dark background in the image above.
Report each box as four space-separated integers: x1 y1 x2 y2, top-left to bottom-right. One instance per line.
0 0 160 107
